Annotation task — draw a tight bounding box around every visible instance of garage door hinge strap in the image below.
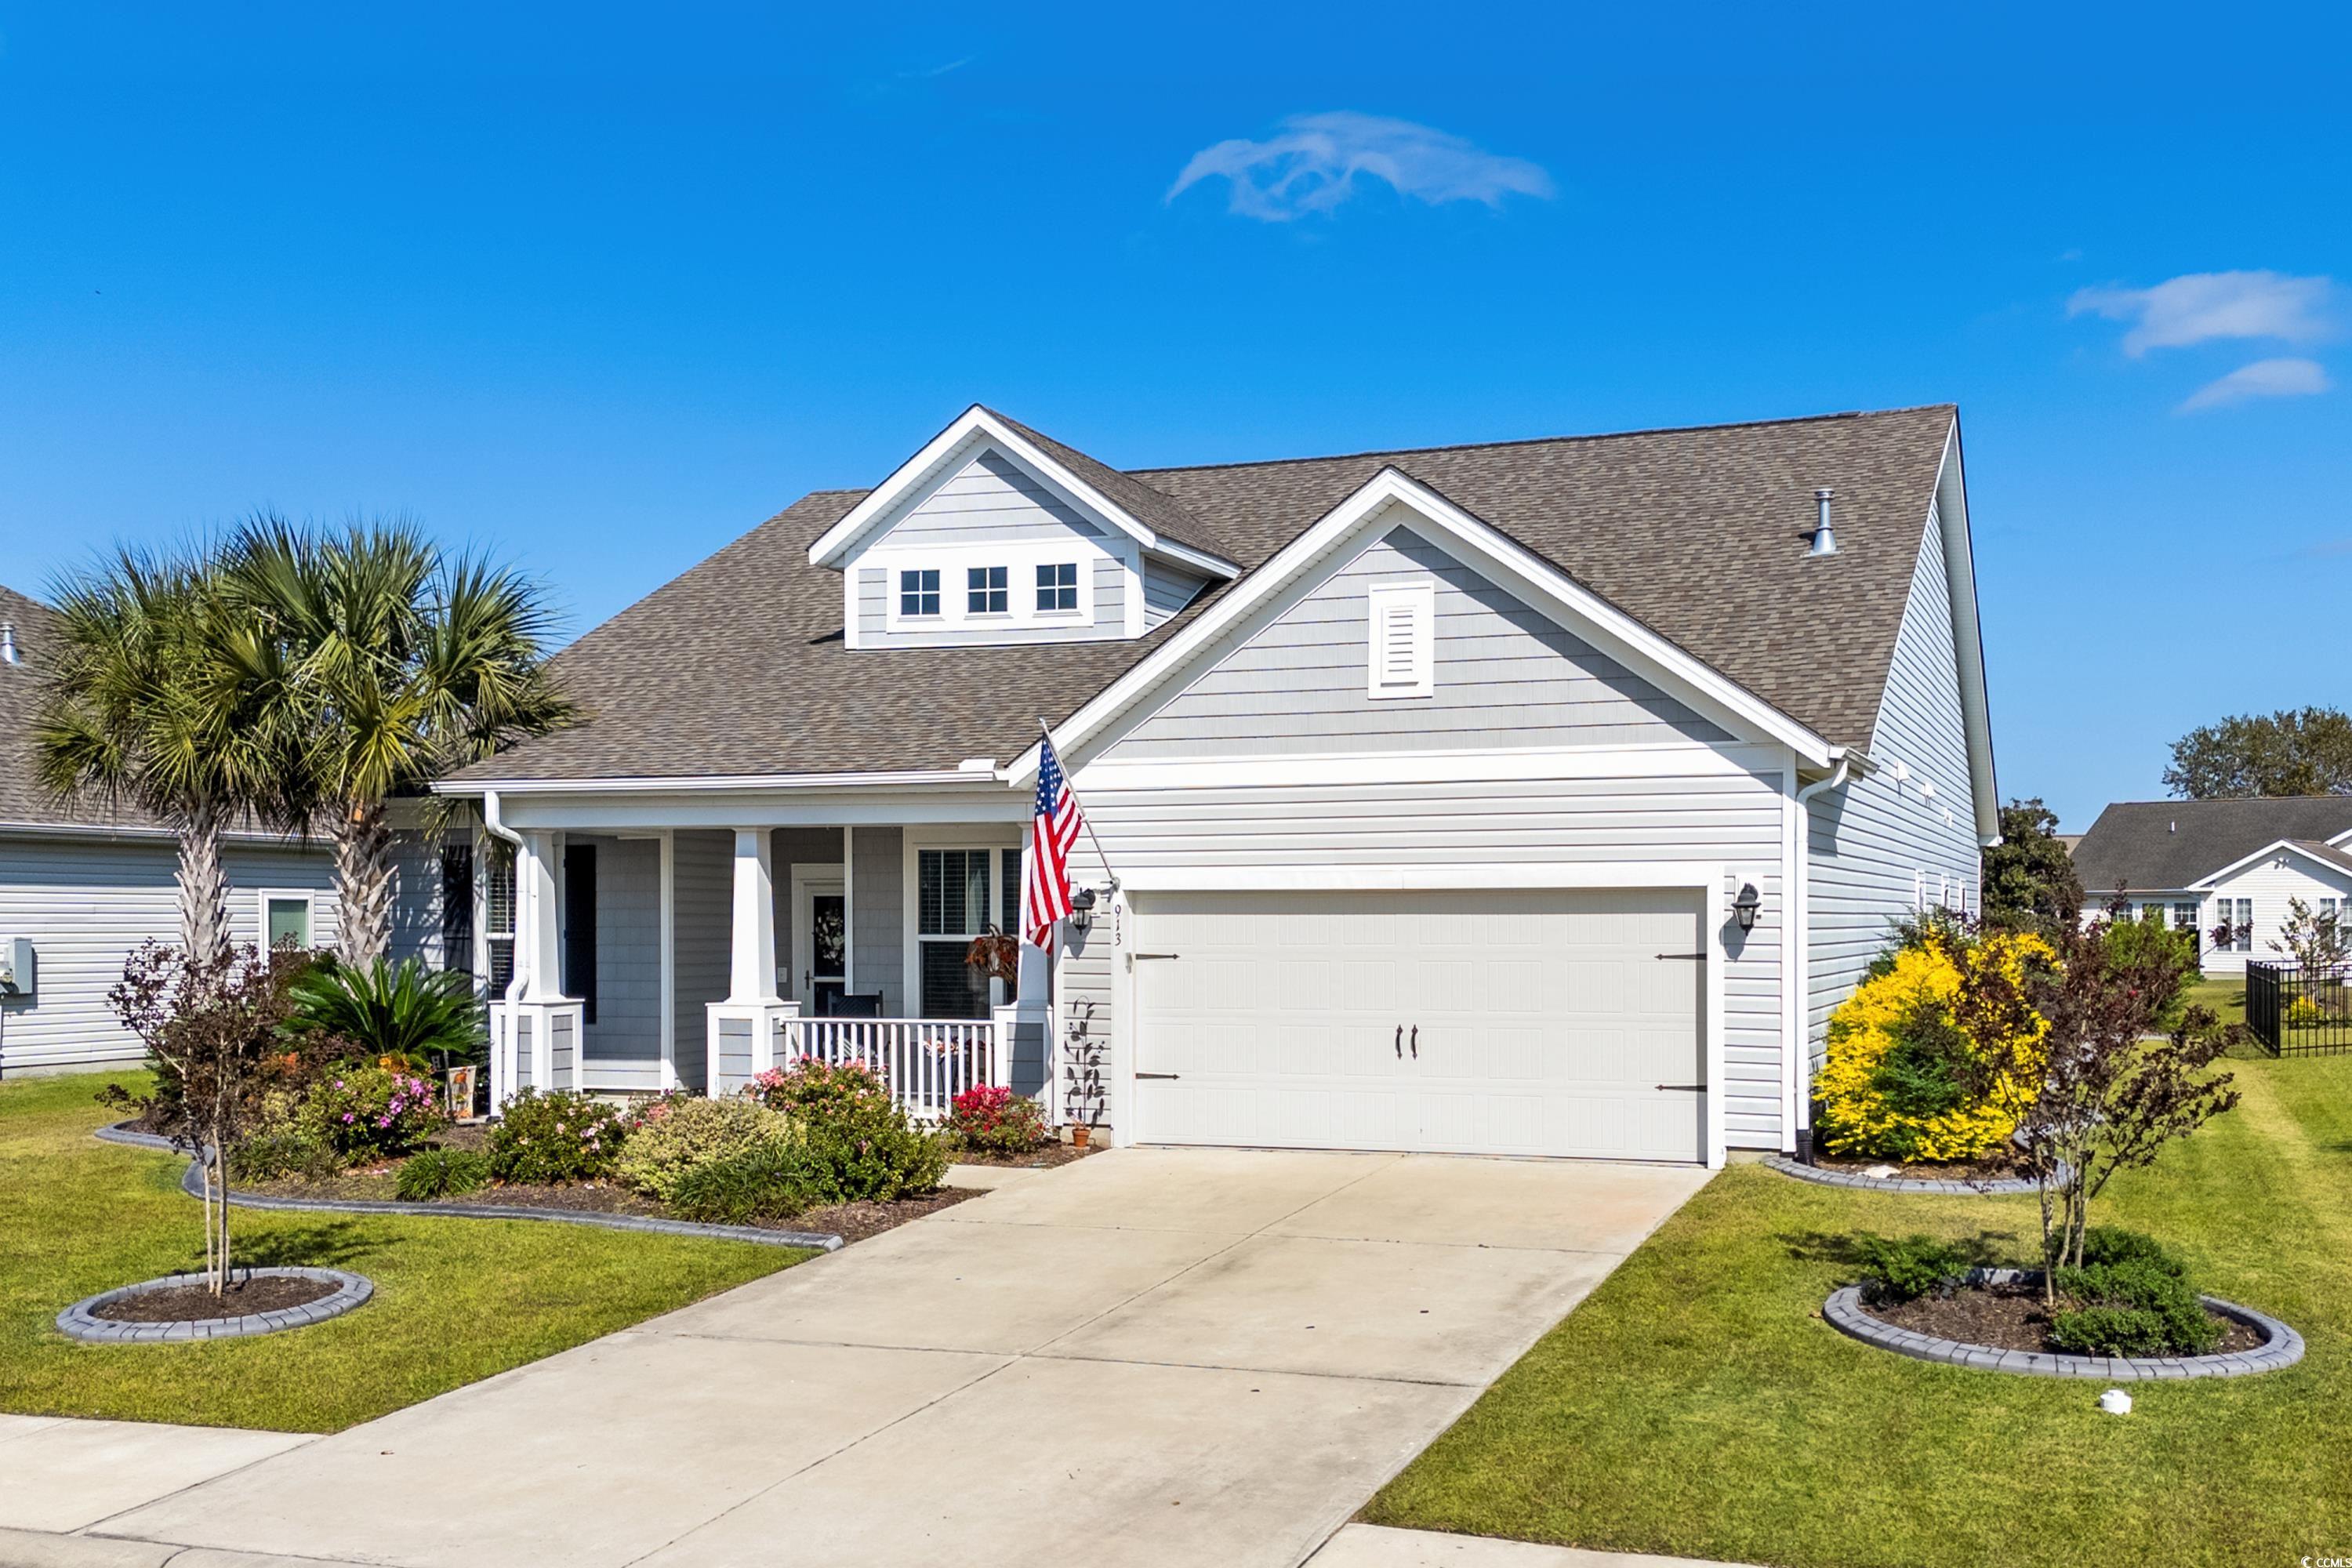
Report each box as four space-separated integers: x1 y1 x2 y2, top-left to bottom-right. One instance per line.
1135 1072 1180 1080
1656 951 1707 960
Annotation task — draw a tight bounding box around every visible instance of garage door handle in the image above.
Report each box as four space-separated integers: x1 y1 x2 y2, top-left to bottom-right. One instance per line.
1136 1072 1180 1080
1394 1025 1403 1058
1656 1083 1707 1092
1410 1025 1418 1058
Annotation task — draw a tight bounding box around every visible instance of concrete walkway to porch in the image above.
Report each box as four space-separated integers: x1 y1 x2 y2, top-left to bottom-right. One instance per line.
17 1148 1709 1568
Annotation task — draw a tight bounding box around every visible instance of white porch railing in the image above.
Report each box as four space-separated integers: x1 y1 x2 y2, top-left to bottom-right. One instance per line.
779 1016 1003 1121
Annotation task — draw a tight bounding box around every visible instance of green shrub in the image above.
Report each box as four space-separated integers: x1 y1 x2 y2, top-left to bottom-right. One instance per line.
395 1146 492 1200
669 1142 822 1225
749 1059 948 1202
614 1096 797 1203
2078 1226 2187 1277
488 1088 627 1184
228 1089 339 1181
302 1065 448 1162
1854 1233 1969 1302
287 956 485 1068
2050 1256 2220 1356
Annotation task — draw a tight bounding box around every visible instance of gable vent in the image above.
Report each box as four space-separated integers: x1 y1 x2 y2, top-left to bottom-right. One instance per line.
1367 581 1435 700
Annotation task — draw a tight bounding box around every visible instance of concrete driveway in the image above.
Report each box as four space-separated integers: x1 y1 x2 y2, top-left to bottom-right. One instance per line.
80 1149 1708 1568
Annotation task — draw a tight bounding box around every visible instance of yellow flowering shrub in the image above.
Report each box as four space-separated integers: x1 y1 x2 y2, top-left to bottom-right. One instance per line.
1817 931 2050 1162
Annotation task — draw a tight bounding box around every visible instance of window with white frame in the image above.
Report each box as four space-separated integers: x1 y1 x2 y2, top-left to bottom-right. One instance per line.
1366 580 1435 699
916 849 994 1019
1035 561 1078 614
263 894 312 951
898 568 941 618
967 565 1008 615
483 839 516 993
2218 897 2252 952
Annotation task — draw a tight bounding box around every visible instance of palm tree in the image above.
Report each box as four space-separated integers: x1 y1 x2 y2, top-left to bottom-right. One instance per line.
34 550 290 967
220 517 571 967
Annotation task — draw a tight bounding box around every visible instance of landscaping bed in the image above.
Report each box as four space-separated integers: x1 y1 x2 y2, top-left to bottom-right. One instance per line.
1807 1150 2024 1185
90 1272 340 1323
1860 1274 2263 1356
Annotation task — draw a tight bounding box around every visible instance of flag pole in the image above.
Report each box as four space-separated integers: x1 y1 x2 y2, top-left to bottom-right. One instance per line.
1037 717 1120 891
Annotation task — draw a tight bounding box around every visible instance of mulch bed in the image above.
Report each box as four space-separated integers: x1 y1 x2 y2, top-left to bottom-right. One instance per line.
242 1154 983 1242
950 1140 1094 1170
1864 1279 2263 1355
92 1275 340 1323
1811 1151 2027 1184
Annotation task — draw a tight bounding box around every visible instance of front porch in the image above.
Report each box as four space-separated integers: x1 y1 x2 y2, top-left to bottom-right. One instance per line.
483 819 1055 1123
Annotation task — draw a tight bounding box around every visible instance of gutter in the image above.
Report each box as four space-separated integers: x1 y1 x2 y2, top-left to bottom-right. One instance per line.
479 792 531 1103
431 768 1000 797
1789 750 1857 1163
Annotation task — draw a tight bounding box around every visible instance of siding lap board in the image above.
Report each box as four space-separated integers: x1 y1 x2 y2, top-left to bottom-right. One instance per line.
579 835 661 1090
670 829 731 1093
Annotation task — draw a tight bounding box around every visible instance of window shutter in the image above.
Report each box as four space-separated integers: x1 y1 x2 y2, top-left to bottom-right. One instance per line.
1366 582 1435 699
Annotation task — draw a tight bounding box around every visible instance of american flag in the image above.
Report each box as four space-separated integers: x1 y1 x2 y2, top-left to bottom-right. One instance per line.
1024 735 1083 949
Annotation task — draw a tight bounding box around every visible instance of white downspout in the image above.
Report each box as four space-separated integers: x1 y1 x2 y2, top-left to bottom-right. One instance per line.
1791 752 1854 1163
481 790 530 1108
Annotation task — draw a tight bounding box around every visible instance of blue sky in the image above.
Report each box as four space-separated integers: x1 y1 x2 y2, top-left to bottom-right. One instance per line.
2 2 2345 829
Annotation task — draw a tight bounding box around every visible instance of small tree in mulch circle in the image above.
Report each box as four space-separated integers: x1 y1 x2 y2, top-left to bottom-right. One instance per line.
110 940 325 1297
1950 903 2244 1307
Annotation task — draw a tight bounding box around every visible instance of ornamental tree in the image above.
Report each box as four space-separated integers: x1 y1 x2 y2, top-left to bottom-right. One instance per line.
2270 896 2351 974
1951 904 2242 1305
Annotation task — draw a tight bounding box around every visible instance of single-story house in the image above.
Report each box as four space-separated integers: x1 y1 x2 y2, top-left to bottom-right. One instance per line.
0 584 344 1076
2069 796 2352 973
416 402 1997 1168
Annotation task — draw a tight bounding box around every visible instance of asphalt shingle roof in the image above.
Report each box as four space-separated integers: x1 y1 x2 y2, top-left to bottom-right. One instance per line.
2070 797 2352 893
451 405 1962 785
0 584 170 833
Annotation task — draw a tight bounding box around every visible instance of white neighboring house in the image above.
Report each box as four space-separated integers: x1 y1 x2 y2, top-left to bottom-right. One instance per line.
2068 797 2352 974
0 585 345 1077
410 402 1997 1169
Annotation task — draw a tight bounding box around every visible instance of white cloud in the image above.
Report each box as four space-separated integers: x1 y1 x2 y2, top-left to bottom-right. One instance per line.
2068 269 2334 357
1167 111 1553 222
2178 356 2332 412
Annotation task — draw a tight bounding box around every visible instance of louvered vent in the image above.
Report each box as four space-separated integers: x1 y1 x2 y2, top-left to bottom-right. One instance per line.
1366 581 1435 699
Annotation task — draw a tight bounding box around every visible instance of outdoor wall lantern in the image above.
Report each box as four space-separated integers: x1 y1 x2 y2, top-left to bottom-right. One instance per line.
1068 885 1098 934
1733 883 1762 933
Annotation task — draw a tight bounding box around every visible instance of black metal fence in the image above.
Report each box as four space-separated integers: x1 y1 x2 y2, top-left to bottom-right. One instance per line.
2245 960 2352 1057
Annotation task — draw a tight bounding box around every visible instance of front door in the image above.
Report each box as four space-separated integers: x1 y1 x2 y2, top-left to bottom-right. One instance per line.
793 871 848 1015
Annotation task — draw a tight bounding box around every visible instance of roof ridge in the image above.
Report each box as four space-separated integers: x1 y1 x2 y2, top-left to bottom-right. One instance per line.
1125 403 1959 478
2099 795 2352 808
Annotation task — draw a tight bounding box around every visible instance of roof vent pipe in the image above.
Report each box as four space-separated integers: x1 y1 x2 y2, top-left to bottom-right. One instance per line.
0 623 17 665
1809 488 1838 557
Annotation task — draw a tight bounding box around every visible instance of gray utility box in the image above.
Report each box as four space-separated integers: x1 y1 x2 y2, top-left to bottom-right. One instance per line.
0 938 32 998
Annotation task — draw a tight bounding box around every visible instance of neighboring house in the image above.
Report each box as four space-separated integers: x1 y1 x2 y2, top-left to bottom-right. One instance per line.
0 585 344 1076
423 403 1997 1168
2069 796 2352 974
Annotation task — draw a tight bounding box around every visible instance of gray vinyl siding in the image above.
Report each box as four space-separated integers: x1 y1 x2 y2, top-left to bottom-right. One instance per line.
670 829 731 1094
550 1010 576 1090
768 827 843 1004
849 826 904 1015
1806 503 1980 1055
1106 521 1732 758
386 830 448 971
1083 770 1788 1148
578 835 661 1091
1058 834 1115 1128
0 832 352 1076
713 1015 753 1096
869 448 1108 550
514 1014 534 1090
1142 561 1209 630
853 557 1131 649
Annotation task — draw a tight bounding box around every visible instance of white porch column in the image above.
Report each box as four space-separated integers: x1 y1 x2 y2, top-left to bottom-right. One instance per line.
497 829 584 1095
707 828 795 1094
518 830 564 1004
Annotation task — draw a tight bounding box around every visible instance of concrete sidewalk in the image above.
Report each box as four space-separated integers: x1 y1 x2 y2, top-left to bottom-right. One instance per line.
7 1149 1707 1568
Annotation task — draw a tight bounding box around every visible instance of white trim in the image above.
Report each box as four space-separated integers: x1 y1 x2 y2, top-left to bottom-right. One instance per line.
253 888 317 951
1926 420 2002 848
435 769 988 796
900 826 1022 1018
788 862 847 1011
1119 864 1729 1169
1365 579 1436 699
1779 760 1802 1154
2187 838 2352 890
841 825 855 1007
876 538 1106 633
805 408 1240 579
0 819 320 847
1072 739 1790 794
1007 467 1835 782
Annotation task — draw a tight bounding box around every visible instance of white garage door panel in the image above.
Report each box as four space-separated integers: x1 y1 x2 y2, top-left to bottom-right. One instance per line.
1133 888 1704 1162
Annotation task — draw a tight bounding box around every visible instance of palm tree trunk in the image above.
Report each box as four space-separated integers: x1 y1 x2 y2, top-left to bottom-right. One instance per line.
177 805 230 967
335 797 394 968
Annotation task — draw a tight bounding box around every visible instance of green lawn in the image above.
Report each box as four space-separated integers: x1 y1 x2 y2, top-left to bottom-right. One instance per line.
1365 1052 2350 1568
2182 972 2247 1031
2 1071 809 1433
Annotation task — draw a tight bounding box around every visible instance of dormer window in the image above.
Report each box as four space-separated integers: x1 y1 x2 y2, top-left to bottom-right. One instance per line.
967 566 1008 615
1036 562 1078 614
899 568 940 618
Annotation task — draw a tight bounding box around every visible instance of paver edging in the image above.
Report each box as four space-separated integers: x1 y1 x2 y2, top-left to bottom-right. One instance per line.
96 1120 842 1252
1824 1266 2305 1379
1765 1153 2041 1195
57 1265 372 1343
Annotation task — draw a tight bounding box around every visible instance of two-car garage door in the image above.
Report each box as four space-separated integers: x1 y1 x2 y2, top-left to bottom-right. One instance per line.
1129 888 1706 1163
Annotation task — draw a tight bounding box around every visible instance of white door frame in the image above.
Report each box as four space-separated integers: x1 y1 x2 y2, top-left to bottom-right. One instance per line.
788 862 847 1011
1113 861 1730 1168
